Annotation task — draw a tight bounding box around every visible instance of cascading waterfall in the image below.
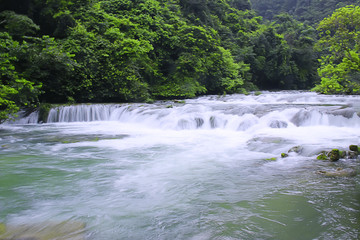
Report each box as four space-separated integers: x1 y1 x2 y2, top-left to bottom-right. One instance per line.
41 92 360 130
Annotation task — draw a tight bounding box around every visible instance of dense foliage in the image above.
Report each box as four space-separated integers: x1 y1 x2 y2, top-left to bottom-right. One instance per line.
0 0 359 122
312 5 360 94
250 0 360 25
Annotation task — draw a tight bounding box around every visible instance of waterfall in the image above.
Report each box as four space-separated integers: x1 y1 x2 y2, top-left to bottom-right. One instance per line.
8 91 360 130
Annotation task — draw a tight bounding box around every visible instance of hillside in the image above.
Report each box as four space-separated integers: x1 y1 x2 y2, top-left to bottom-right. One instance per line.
250 0 360 24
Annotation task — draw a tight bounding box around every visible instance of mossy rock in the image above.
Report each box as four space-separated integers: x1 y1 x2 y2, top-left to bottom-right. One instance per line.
265 157 277 161
316 152 328 160
328 149 340 162
339 150 347 159
281 153 289 158
349 145 359 152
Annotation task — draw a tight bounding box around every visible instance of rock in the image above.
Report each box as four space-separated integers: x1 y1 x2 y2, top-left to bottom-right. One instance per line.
290 110 312 126
339 150 347 159
265 157 277 161
288 146 303 154
316 152 328 160
327 149 340 162
317 168 357 177
348 151 358 159
281 153 289 158
269 120 288 128
349 145 359 152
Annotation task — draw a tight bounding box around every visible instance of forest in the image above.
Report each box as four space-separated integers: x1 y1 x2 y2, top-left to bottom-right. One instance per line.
0 0 360 122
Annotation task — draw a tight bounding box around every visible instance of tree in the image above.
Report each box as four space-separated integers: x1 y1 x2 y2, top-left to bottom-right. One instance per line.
312 5 360 94
0 32 41 123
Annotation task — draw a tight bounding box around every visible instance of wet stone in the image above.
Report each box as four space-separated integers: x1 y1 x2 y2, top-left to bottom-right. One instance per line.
328 149 340 162
349 145 359 152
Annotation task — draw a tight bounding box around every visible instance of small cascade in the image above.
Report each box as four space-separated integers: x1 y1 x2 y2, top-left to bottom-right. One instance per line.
6 110 39 124
47 104 122 122
291 109 360 127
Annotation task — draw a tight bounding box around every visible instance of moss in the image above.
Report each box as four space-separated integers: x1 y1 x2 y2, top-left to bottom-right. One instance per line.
339 150 347 158
316 153 328 160
254 91 262 96
328 149 340 162
38 103 53 123
265 157 277 161
281 153 289 158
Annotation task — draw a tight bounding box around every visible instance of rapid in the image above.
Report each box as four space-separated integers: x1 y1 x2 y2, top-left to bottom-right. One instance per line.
0 91 359 239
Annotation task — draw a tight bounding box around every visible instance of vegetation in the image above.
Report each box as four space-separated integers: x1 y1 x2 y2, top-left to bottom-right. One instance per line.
312 5 360 94
0 0 359 122
250 0 360 25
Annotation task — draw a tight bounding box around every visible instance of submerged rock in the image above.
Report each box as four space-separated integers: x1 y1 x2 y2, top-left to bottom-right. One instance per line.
329 109 357 118
348 151 358 159
290 110 312 126
288 146 303 154
0 221 85 240
281 153 289 158
269 120 288 128
317 168 357 177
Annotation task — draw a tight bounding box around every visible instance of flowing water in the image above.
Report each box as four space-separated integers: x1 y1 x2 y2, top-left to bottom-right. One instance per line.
1 91 360 239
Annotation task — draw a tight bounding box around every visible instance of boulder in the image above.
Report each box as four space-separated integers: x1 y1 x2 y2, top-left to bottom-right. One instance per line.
349 145 359 152
327 149 340 162
316 152 328 160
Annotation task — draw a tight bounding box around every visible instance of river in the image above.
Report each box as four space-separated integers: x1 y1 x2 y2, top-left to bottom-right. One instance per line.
0 91 359 239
